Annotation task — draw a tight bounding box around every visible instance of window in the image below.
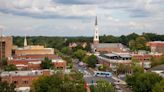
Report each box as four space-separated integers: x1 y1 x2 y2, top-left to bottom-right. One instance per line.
23 81 28 84
13 81 18 84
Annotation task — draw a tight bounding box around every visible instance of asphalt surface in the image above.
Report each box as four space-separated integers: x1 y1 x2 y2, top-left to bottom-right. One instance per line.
73 61 133 92
73 62 118 84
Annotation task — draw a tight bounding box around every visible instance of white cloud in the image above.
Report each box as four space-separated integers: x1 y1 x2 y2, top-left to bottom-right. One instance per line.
0 0 163 36
0 0 95 18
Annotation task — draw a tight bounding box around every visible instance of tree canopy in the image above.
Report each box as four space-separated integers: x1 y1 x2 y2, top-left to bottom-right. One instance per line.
90 80 115 92
73 49 86 61
129 36 149 51
31 71 86 92
40 57 53 69
152 78 164 92
13 33 164 52
0 78 16 92
4 64 17 71
126 72 162 92
150 55 164 67
86 55 98 68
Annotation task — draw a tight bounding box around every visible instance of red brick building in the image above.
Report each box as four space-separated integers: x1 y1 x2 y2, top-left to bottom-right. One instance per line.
13 54 59 60
132 53 162 69
8 59 41 70
8 54 66 70
52 59 67 69
0 36 12 61
146 41 164 54
0 70 52 88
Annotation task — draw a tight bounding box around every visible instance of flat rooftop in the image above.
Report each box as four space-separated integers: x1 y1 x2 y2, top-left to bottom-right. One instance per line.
0 70 53 77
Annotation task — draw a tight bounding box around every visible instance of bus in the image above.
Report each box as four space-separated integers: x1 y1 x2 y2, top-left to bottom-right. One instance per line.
93 71 112 77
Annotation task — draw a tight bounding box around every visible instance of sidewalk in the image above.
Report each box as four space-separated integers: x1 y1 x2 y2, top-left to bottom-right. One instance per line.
112 76 126 85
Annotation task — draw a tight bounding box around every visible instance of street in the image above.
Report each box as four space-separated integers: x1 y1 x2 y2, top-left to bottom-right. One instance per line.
73 61 133 92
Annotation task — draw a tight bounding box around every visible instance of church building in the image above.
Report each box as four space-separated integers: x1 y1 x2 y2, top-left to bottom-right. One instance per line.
92 17 129 53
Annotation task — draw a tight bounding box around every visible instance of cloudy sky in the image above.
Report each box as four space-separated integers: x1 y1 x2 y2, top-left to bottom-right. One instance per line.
0 0 164 36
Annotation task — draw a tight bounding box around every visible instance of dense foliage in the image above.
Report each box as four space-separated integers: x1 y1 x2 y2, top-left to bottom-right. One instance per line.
73 49 86 61
152 78 164 92
117 64 132 74
129 36 149 51
0 78 16 92
90 80 115 92
4 64 17 71
126 72 162 92
40 57 53 69
150 55 164 67
31 71 86 92
86 55 98 68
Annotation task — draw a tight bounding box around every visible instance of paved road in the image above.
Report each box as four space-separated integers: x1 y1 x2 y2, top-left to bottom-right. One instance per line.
73 62 117 84
73 61 133 92
84 76 116 84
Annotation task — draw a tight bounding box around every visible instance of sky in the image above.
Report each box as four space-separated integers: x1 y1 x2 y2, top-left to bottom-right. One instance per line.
0 0 164 36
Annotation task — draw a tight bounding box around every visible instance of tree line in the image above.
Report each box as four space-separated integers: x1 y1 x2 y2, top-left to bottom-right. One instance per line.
13 33 164 51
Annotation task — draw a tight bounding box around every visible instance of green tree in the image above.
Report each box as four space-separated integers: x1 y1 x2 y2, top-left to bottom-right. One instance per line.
73 49 86 61
61 47 73 55
82 55 89 63
131 57 140 65
90 85 95 92
117 64 131 74
98 65 107 71
100 35 119 43
0 78 16 92
86 55 98 68
151 56 164 67
132 65 144 74
119 35 128 45
31 71 86 92
129 36 148 51
4 64 17 71
129 39 136 51
40 57 53 69
2 58 7 66
94 80 115 92
152 78 164 92
135 36 148 50
126 72 162 92
127 33 139 41
84 42 91 52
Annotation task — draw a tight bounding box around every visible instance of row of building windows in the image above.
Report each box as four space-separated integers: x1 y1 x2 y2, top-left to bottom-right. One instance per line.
13 80 29 84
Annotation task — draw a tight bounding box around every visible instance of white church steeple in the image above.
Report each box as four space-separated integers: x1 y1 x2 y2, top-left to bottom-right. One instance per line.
93 16 99 45
24 35 27 47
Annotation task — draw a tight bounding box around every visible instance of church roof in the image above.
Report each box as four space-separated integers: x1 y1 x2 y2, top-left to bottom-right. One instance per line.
96 43 124 48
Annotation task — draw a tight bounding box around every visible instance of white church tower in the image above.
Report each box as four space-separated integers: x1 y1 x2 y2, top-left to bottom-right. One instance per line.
24 35 27 47
93 16 99 45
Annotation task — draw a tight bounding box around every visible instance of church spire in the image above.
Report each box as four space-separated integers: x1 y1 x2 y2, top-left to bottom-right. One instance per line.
93 16 99 45
24 35 27 47
95 16 97 26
